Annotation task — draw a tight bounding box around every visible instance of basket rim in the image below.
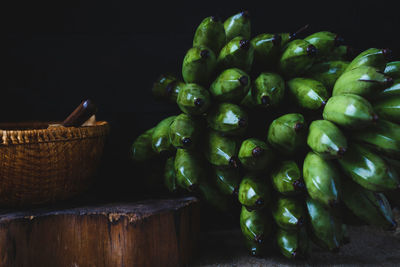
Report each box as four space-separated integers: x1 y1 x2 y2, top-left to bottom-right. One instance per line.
0 121 109 146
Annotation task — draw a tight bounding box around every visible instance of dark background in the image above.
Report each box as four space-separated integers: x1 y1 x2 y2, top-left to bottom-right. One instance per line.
4 0 400 207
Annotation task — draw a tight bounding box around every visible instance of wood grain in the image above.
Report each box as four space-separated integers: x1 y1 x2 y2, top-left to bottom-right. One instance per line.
0 197 200 267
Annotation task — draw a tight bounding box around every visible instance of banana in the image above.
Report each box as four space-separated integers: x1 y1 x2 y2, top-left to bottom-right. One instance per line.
341 178 397 230
338 143 400 191
303 152 341 206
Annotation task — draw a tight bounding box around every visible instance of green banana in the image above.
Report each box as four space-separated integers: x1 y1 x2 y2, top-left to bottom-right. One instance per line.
182 46 217 85
345 48 391 72
267 113 307 155
252 72 285 108
332 66 393 99
193 16 226 54
210 68 250 103
177 83 211 115
240 206 272 245
204 130 239 168
307 120 347 159
304 31 344 58
131 127 156 161
306 197 344 251
238 138 274 171
151 116 177 155
169 113 201 149
276 228 309 259
338 143 400 191
306 60 349 91
238 174 271 209
224 11 251 42
287 78 328 110
207 102 248 135
303 152 341 206
279 39 317 78
373 96 400 123
251 33 281 71
323 94 377 129
218 36 254 73
240 88 256 109
174 148 204 191
378 79 400 98
164 156 177 193
213 167 241 195
152 74 184 103
271 160 305 195
272 196 305 231
384 61 400 79
351 119 400 158
341 178 396 230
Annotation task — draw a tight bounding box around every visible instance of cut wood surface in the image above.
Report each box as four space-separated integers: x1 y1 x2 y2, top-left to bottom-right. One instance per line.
0 197 200 267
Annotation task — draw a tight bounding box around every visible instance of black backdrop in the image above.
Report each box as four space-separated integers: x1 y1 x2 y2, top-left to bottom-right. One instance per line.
4 0 400 208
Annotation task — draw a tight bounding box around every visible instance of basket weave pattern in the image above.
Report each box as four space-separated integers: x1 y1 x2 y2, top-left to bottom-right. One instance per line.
0 121 109 207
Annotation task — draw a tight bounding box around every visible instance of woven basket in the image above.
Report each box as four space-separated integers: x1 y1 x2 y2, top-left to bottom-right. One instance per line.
0 121 109 207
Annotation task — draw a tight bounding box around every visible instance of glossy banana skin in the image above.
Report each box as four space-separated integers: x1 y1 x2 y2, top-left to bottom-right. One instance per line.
174 148 204 191
240 206 272 250
351 119 400 158
238 174 271 209
193 16 226 54
338 143 400 191
323 94 376 129
251 33 281 71
218 36 254 73
271 160 305 196
204 130 239 168
373 96 400 123
267 113 307 155
333 66 393 99
252 72 285 108
287 78 328 110
378 79 400 98
304 31 342 58
303 152 341 206
164 156 177 193
238 138 274 171
272 196 305 231
210 68 250 103
207 102 248 135
131 127 156 161
341 178 396 230
306 61 349 90
151 116 177 155
276 228 309 259
182 46 217 85
345 48 389 72
307 120 347 159
213 167 241 195
177 83 211 115
279 39 317 78
384 61 400 80
152 74 183 102
169 113 200 149
306 197 345 251
224 11 251 42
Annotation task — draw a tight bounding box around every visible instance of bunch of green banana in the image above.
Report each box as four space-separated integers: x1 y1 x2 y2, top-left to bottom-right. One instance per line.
131 11 400 260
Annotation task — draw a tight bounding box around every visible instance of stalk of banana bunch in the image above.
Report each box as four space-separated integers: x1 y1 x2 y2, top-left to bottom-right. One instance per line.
131 10 400 260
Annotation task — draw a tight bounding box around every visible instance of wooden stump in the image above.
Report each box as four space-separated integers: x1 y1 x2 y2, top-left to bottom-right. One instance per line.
0 197 200 267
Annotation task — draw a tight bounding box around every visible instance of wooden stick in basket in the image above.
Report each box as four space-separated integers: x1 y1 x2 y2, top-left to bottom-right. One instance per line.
62 99 98 127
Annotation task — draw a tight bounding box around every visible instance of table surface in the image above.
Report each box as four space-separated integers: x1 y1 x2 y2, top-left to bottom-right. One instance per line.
193 212 400 266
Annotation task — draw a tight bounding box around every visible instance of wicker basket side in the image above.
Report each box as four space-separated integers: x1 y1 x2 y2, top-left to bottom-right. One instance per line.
0 122 109 207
